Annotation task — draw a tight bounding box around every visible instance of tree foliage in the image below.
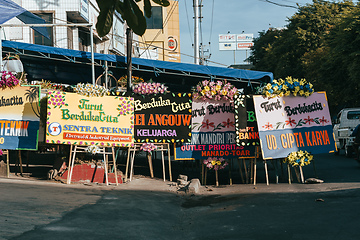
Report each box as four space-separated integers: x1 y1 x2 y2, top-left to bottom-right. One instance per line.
95 0 170 37
249 0 359 114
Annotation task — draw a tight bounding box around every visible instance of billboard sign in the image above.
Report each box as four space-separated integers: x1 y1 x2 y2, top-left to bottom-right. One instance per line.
0 85 40 150
133 93 192 143
175 98 252 160
219 42 236 51
253 92 336 159
46 91 134 147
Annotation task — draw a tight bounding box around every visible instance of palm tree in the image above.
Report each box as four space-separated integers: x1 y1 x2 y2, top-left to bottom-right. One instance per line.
25 87 40 118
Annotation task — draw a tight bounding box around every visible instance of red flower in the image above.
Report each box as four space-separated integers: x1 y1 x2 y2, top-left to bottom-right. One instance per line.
304 116 314 125
222 118 234 128
285 117 296 126
319 116 328 125
202 119 215 129
264 122 273 130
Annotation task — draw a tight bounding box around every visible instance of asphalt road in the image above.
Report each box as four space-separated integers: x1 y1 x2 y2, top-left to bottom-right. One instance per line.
1 152 360 240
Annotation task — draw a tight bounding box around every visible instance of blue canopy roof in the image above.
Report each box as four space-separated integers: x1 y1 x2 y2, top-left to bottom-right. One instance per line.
0 0 49 38
2 40 273 82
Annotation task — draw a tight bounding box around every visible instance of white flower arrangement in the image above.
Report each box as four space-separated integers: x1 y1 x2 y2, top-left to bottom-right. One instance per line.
85 145 101 155
74 83 109 97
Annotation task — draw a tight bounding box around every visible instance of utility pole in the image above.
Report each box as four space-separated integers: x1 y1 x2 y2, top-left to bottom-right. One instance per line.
126 28 133 92
193 0 200 65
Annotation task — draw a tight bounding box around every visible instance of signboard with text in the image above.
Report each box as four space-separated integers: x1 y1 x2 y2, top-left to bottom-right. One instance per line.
175 99 251 160
46 91 134 147
133 93 192 143
0 85 40 150
219 33 254 51
234 95 259 157
253 92 336 159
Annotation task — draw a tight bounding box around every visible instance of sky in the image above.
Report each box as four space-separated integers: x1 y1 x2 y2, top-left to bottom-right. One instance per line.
178 0 314 67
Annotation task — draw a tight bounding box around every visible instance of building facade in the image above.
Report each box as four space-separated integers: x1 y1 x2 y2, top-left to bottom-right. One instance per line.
2 0 133 56
138 0 181 63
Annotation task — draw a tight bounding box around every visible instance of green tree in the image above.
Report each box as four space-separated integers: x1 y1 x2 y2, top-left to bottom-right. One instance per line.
95 0 170 37
250 0 356 113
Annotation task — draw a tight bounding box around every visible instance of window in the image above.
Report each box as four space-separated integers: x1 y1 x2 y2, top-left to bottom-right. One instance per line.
347 111 360 120
33 13 53 46
145 6 163 29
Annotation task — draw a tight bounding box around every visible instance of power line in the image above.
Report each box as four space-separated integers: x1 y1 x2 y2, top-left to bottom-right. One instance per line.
259 0 298 9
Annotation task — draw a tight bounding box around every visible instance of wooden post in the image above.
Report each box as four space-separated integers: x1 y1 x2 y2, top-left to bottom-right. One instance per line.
67 145 73 184
215 169 219 187
299 166 304 183
287 164 291 184
264 160 269 186
67 145 77 184
228 160 232 185
103 150 109 185
147 152 154 178
125 146 131 182
6 150 10 178
167 143 172 181
112 147 118 186
129 148 136 181
161 150 165 181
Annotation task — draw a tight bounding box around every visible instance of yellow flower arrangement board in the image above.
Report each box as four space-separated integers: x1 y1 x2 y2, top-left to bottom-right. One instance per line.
0 85 40 150
46 90 134 147
253 92 336 159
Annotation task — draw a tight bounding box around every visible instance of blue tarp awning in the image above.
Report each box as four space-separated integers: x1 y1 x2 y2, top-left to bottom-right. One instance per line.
1 40 273 83
0 0 49 38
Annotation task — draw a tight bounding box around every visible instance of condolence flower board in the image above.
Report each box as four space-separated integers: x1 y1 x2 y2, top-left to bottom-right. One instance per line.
46 90 134 147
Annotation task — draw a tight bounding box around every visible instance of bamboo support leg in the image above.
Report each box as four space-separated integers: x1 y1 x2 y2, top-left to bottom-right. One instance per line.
112 147 118 186
67 145 73 184
130 150 136 181
125 147 131 182
228 160 232 185
215 170 219 187
68 145 77 184
250 158 254 184
264 160 269 186
161 151 165 181
287 164 292 184
103 153 109 186
299 166 304 183
147 153 154 178
294 166 301 183
253 157 257 185
6 150 9 178
167 145 172 181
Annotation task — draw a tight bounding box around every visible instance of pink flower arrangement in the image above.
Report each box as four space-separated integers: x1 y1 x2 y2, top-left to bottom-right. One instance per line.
140 143 158 153
0 149 3 156
132 82 168 95
0 71 20 89
193 80 237 101
203 157 228 170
